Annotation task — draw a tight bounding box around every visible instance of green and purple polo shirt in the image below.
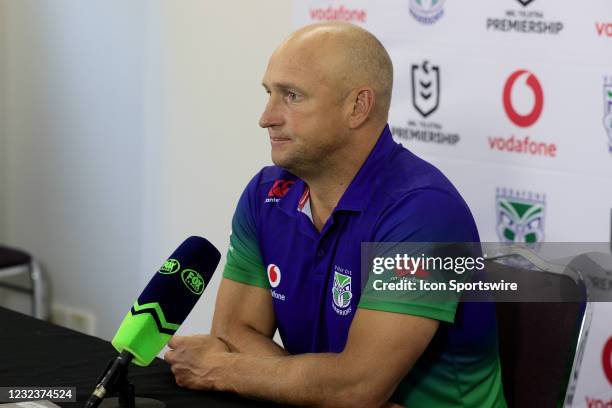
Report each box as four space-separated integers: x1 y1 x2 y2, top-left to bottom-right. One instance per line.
223 125 506 407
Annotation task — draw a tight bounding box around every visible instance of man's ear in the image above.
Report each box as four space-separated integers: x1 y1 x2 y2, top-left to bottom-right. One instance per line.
347 87 375 129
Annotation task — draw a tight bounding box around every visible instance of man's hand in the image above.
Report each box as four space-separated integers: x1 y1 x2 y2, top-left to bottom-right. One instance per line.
164 335 231 390
163 309 436 407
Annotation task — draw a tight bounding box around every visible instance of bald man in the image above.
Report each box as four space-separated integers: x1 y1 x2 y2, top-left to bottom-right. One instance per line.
165 23 507 408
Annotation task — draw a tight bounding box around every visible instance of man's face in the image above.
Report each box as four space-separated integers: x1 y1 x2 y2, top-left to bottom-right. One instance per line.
259 43 350 175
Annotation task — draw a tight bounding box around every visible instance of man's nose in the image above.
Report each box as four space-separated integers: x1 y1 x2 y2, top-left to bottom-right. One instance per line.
259 99 282 128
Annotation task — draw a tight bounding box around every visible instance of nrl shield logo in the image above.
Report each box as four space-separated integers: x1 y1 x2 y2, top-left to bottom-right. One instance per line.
516 0 535 6
496 188 546 243
603 77 612 153
411 61 440 118
332 272 352 309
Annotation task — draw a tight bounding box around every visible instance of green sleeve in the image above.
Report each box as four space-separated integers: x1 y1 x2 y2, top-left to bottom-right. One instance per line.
222 179 269 289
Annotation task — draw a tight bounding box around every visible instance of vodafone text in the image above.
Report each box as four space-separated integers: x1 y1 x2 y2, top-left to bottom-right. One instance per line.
586 397 612 408
488 135 557 158
595 22 612 37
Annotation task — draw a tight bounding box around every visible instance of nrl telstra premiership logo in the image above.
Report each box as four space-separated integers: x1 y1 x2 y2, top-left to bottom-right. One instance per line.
515 0 535 6
332 272 352 312
408 0 445 25
603 76 612 153
411 60 440 118
496 188 546 243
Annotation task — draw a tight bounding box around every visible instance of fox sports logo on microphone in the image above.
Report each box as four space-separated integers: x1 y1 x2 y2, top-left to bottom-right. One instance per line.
181 269 205 294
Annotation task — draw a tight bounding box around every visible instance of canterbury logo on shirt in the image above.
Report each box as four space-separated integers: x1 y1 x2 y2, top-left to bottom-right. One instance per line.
265 179 295 203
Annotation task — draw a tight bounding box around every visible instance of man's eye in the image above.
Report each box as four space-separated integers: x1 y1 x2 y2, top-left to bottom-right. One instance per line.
286 91 299 101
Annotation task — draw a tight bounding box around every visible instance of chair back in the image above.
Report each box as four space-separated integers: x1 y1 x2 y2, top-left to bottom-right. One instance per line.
485 253 589 408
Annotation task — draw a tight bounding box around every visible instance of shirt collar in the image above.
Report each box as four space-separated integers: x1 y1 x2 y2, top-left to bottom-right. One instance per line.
335 124 395 212
277 124 396 216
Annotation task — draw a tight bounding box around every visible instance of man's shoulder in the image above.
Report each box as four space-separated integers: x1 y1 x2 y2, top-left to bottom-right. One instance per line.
371 146 479 241
379 146 463 203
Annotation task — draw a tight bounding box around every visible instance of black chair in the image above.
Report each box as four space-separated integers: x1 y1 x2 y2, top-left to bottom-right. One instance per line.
0 245 48 319
484 247 590 408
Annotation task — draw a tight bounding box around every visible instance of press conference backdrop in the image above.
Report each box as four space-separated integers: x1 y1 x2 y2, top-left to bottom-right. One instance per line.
294 0 612 406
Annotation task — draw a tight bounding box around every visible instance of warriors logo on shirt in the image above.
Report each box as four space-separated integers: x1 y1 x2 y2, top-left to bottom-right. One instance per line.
332 272 353 316
267 264 282 288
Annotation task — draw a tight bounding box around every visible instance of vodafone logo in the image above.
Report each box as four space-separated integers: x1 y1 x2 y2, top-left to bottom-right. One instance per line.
267 264 281 288
603 336 612 385
595 22 612 37
503 70 544 127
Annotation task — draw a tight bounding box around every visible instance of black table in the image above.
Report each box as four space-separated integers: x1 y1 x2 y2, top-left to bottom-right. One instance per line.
0 306 286 407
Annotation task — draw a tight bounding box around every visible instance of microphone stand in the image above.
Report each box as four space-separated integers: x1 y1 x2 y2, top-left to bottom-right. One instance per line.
87 350 165 408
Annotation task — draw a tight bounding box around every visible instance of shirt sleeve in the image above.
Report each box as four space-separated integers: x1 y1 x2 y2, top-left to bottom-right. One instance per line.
358 188 480 323
222 174 269 289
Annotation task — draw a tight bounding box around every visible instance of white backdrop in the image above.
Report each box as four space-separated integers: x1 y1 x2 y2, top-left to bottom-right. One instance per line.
0 0 292 341
0 1 609 404
294 0 612 406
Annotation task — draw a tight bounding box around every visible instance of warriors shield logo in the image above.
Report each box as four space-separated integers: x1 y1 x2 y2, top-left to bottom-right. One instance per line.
496 188 546 243
408 0 445 25
604 77 612 153
332 272 352 309
411 60 440 118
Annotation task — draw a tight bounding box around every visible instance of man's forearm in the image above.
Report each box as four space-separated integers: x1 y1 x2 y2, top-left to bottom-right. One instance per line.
213 351 385 408
212 324 288 357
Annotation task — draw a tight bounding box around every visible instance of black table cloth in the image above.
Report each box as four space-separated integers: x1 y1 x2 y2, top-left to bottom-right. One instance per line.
0 306 287 408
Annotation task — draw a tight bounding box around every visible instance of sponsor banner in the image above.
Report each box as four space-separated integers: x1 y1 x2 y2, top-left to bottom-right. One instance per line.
295 1 612 64
388 54 611 175
293 1 612 403
416 157 612 243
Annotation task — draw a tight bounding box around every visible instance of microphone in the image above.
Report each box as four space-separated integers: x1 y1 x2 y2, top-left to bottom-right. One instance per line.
85 236 221 408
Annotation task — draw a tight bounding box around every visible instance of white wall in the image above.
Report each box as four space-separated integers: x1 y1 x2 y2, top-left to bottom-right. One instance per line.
141 0 292 336
0 2 7 238
2 0 146 338
0 0 292 340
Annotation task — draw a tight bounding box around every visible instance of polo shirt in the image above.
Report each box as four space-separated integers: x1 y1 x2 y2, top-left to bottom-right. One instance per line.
223 125 506 407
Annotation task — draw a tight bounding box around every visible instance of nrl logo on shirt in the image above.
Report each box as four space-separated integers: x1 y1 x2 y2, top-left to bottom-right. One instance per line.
332 271 353 316
265 179 295 203
496 187 546 243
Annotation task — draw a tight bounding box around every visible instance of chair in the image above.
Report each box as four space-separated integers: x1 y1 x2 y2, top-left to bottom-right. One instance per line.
0 245 48 319
484 246 590 408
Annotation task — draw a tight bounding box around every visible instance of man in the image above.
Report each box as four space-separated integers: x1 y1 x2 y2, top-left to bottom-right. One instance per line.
164 22 506 407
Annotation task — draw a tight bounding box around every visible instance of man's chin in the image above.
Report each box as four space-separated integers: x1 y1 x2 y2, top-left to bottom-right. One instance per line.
271 153 299 174
271 154 291 170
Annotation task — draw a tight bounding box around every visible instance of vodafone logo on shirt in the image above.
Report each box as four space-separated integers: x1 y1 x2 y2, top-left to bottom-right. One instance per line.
503 69 544 128
267 264 281 288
